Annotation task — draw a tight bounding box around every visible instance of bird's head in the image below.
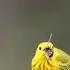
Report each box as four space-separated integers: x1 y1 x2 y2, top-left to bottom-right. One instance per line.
35 42 54 59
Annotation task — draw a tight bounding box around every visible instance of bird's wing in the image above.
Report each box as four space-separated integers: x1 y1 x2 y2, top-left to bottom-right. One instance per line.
54 48 70 70
58 60 70 70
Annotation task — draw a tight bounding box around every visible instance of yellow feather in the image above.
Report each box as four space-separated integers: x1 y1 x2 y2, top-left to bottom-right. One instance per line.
31 42 70 70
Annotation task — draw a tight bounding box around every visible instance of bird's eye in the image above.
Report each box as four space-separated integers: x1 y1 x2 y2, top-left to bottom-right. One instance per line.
39 47 41 50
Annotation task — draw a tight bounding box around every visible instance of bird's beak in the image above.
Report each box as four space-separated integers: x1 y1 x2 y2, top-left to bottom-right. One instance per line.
44 47 54 58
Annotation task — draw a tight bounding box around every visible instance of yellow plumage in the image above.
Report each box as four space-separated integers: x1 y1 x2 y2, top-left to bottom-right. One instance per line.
31 42 70 70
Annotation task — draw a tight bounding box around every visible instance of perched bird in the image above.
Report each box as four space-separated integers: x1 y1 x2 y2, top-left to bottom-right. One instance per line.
31 33 70 70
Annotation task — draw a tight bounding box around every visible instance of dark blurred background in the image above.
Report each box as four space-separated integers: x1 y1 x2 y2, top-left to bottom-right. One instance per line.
0 0 70 70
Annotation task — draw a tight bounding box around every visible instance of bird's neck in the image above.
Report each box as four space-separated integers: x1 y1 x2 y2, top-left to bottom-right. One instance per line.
32 56 56 70
32 51 59 70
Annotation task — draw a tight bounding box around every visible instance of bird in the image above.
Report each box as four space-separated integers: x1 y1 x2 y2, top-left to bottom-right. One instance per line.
31 33 70 70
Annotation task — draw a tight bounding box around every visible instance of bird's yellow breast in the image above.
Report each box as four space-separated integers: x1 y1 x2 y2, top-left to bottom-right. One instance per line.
32 56 59 70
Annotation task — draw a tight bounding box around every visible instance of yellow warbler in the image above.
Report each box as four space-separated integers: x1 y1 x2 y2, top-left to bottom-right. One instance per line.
31 34 70 70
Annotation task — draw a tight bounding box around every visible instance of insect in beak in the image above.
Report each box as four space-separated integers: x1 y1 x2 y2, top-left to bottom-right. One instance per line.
44 33 54 58
44 47 54 57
